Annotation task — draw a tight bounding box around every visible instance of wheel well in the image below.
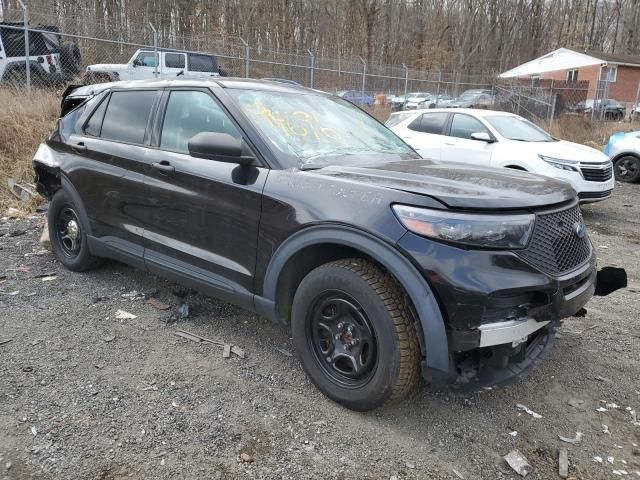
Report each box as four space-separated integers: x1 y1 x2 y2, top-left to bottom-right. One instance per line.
33 164 61 199
505 165 527 171
273 242 426 353
612 152 640 163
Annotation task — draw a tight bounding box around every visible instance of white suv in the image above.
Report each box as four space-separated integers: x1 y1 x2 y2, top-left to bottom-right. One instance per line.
86 49 224 82
388 108 614 203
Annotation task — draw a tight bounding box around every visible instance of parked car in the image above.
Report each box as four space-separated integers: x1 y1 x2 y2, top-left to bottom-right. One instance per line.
336 89 374 106
404 92 433 109
0 22 81 86
446 89 494 108
388 108 614 203
34 79 607 411
85 48 226 83
604 130 640 182
567 99 626 121
262 78 301 86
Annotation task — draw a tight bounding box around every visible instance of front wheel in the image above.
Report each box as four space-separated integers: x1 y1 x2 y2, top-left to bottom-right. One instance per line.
291 259 421 411
614 155 640 182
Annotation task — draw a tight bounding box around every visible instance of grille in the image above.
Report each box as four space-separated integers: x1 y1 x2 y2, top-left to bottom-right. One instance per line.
578 190 613 200
581 165 612 182
517 205 592 276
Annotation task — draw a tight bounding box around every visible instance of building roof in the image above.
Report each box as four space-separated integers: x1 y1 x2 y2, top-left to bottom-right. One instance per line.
499 48 640 78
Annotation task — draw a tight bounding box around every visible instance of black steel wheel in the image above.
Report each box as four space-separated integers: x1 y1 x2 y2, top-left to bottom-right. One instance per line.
55 207 82 258
307 292 378 388
291 259 421 411
614 155 640 183
48 189 102 271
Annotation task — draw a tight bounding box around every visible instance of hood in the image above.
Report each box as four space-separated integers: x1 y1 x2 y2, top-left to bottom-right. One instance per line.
534 139 608 163
87 63 126 72
407 97 430 103
309 159 575 210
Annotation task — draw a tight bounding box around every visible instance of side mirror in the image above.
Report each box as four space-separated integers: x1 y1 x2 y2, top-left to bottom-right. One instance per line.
132 59 141 67
470 131 493 143
188 132 255 165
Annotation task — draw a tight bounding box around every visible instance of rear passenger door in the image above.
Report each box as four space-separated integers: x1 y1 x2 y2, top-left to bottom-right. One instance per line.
162 52 187 77
401 112 449 160
142 88 268 306
67 89 161 266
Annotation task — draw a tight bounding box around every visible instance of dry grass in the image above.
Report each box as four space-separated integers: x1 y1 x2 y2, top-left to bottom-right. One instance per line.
0 89 59 214
549 115 640 149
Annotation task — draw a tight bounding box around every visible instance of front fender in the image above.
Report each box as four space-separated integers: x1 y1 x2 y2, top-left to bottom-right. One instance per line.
257 224 450 374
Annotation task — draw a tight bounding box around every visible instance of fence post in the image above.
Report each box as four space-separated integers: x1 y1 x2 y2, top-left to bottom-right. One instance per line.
240 38 249 78
402 63 409 103
435 70 442 107
549 93 557 128
307 49 314 89
148 21 158 78
359 56 366 106
17 0 30 93
634 80 640 121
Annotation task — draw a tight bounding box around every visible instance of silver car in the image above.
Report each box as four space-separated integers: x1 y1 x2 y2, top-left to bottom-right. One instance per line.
605 131 640 182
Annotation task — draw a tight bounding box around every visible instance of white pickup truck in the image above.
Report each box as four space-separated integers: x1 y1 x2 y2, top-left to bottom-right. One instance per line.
85 48 226 83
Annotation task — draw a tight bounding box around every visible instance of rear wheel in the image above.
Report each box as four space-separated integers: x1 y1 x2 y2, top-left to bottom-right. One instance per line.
48 189 102 271
291 259 421 411
614 155 640 182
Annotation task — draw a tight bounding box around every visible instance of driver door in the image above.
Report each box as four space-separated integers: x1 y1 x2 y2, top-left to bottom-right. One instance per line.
441 113 494 166
126 51 158 80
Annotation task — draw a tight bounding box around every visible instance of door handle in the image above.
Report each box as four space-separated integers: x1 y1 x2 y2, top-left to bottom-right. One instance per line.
444 142 456 146
151 161 175 176
72 141 87 153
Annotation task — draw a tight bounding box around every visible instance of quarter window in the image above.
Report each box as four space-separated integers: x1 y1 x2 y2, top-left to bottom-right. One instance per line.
84 96 109 137
165 53 185 69
100 91 157 144
188 54 217 73
160 90 242 154
408 113 448 134
449 114 489 140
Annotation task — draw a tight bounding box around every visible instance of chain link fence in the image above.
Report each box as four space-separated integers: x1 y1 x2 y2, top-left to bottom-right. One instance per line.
0 5 622 126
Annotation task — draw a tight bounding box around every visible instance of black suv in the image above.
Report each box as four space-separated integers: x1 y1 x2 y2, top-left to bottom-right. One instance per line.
34 79 598 411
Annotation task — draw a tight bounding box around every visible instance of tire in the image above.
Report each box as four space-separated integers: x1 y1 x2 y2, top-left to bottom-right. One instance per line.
613 155 640 183
291 258 421 411
48 189 102 272
60 42 82 75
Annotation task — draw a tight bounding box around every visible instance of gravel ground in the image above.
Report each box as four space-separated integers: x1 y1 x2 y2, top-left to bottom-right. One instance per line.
0 183 639 480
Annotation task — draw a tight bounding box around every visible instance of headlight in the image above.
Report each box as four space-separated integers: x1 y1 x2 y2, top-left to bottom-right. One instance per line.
539 155 579 172
392 205 534 249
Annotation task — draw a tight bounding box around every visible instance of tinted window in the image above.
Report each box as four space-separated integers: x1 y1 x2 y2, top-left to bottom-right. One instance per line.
100 91 156 144
84 96 109 137
449 114 488 140
408 113 448 134
160 91 241 153
188 54 217 72
135 51 158 67
165 53 185 69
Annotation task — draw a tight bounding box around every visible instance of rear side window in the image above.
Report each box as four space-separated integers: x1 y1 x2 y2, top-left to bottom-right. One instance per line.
408 113 448 134
165 53 185 69
188 54 217 73
100 91 157 144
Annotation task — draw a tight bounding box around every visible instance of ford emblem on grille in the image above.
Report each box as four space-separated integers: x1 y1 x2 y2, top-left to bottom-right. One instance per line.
574 222 586 239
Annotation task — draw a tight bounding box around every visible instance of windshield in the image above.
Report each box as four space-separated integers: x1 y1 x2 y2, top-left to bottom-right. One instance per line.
486 115 556 142
228 89 418 169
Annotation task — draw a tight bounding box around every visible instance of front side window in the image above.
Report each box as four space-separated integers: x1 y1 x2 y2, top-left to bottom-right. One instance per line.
160 90 242 154
227 89 418 169
408 113 448 134
165 53 185 69
100 90 157 144
485 115 555 142
449 114 489 140
134 51 158 67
